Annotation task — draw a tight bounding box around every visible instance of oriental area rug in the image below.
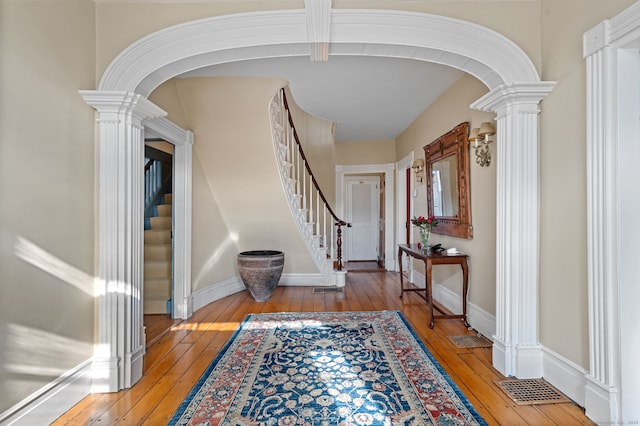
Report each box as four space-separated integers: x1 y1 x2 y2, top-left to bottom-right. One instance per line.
168 311 487 425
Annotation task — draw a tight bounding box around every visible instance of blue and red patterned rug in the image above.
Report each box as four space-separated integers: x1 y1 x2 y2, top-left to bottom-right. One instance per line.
169 311 487 425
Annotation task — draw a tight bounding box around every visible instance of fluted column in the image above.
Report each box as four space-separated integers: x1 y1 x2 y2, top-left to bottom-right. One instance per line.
472 82 554 378
582 18 621 423
81 91 166 392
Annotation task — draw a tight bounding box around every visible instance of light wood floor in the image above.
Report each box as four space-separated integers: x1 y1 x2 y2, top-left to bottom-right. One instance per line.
53 271 594 425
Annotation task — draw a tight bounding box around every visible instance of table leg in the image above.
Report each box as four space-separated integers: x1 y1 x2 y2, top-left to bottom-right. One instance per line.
461 260 470 327
398 247 404 298
426 260 434 329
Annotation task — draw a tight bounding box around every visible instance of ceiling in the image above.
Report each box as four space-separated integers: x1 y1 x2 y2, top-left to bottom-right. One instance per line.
178 55 464 141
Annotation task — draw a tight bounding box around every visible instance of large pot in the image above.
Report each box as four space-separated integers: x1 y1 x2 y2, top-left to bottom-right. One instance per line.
237 250 285 302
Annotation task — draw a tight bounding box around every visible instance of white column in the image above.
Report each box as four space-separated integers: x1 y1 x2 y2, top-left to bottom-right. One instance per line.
472 82 554 379
81 91 166 392
583 19 622 424
172 131 194 319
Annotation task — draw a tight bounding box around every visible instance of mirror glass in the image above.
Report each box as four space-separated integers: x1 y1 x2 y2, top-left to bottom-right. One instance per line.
424 122 473 239
431 154 459 217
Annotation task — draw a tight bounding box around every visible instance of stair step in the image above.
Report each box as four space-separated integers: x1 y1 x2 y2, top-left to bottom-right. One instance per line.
163 193 173 204
145 229 172 244
157 204 172 217
145 260 172 279
150 216 172 230
144 244 172 261
144 299 171 315
144 277 171 297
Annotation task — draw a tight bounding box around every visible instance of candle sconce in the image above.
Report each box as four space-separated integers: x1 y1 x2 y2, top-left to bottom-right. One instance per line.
468 122 495 167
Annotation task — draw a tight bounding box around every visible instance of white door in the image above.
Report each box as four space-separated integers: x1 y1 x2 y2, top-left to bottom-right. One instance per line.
346 176 380 261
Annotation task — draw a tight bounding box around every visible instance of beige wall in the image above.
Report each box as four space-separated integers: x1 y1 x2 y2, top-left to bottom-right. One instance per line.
151 77 320 290
335 139 397 165
285 88 338 205
537 0 636 367
0 0 96 413
396 74 496 315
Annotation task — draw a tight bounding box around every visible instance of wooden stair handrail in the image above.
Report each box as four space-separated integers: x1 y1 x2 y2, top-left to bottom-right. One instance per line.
281 89 350 271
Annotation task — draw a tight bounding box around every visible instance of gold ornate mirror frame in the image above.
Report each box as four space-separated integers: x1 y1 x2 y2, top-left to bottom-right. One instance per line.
424 122 473 239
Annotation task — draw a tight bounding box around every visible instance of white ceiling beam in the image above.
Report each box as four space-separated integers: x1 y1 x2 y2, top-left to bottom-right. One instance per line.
305 0 332 61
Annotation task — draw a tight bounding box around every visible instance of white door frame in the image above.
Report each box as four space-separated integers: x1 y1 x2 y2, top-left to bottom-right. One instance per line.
396 153 415 274
336 164 396 270
87 7 553 391
583 2 640 422
345 175 381 262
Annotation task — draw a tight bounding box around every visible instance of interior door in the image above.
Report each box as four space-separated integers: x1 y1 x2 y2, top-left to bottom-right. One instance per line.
346 176 380 261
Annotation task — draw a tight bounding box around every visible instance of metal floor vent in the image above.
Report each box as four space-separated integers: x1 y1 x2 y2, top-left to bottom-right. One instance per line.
496 378 571 405
313 287 343 293
448 335 492 349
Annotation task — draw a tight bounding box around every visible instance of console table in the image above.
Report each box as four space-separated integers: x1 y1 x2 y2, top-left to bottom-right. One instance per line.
398 243 470 329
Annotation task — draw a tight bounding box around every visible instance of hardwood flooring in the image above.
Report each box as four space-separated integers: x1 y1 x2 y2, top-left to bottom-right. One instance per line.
53 271 594 425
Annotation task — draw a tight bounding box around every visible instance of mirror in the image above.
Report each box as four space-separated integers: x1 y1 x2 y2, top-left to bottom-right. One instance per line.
424 122 473 239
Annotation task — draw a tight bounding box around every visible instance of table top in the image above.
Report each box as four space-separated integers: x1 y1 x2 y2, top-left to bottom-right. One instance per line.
398 243 467 259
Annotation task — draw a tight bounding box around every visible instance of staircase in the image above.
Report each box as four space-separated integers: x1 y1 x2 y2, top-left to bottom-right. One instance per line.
144 193 173 314
269 89 349 286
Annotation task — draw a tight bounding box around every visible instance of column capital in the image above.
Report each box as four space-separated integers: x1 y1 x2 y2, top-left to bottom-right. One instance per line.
80 90 166 122
471 82 556 114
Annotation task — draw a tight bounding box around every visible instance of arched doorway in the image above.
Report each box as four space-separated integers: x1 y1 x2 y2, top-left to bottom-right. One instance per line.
83 7 554 391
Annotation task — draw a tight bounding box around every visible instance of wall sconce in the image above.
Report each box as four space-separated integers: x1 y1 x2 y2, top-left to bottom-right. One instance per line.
469 121 495 167
411 158 424 183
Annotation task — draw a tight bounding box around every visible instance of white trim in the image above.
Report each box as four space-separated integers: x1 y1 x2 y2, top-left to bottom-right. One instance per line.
410 270 496 340
80 91 166 392
0 360 92 426
192 278 245 312
98 9 539 96
336 163 395 271
191 274 327 311
395 153 414 273
145 118 194 320
472 82 555 379
542 347 588 407
278 273 326 286
583 1 640 422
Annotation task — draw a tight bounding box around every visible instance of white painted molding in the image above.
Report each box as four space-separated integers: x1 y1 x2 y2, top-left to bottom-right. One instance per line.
410 271 496 340
191 274 326 312
542 347 587 407
192 278 245 312
98 9 540 96
279 273 326 287
583 1 640 422
395 152 414 273
472 82 554 379
336 163 395 271
145 117 194 320
304 0 332 61
0 360 92 426
81 91 166 392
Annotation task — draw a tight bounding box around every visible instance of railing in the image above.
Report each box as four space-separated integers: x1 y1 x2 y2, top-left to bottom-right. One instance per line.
144 159 163 214
276 88 350 271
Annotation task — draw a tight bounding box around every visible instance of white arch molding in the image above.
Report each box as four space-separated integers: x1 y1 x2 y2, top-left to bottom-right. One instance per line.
82 7 554 392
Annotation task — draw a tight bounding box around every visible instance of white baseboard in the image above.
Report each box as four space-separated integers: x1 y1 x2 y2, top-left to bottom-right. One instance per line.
413 271 588 410
542 346 587 406
191 273 325 311
278 273 325 286
0 359 92 426
411 270 496 339
191 277 245 312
